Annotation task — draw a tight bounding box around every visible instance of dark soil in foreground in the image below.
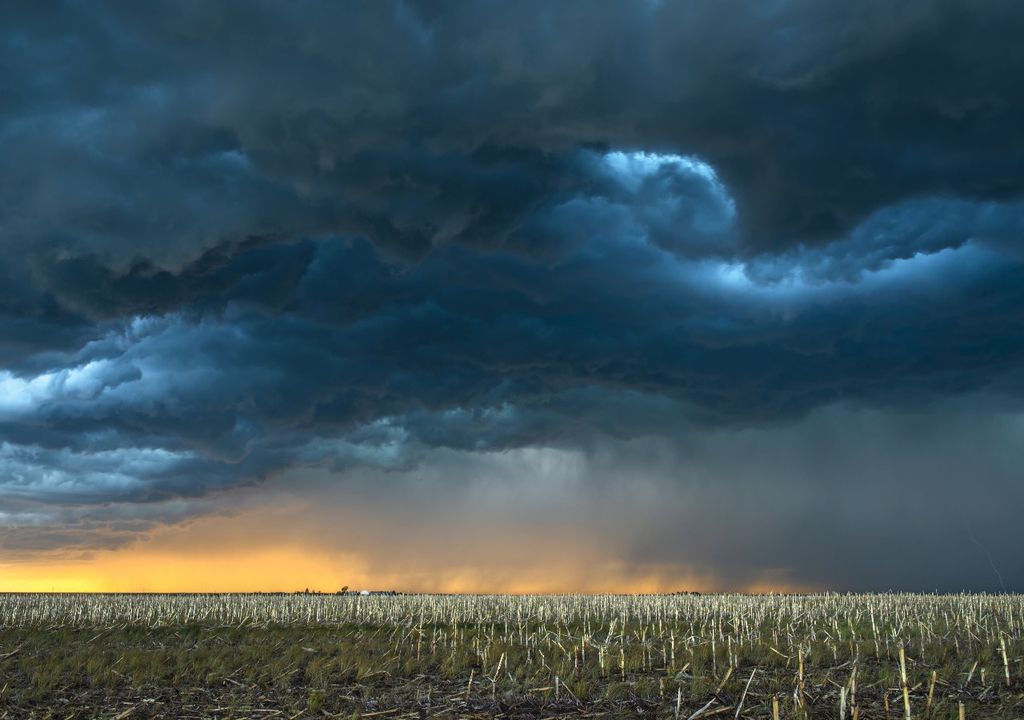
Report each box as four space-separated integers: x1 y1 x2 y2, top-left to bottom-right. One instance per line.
0 625 1021 718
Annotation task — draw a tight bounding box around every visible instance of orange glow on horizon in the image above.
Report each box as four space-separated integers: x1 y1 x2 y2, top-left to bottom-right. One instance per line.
0 499 816 595
0 547 814 594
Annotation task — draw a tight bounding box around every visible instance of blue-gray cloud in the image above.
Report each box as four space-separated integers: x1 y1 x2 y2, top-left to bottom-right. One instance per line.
2 0 1024 589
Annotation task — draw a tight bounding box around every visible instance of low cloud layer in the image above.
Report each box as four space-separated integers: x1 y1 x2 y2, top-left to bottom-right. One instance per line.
2 1 1023 590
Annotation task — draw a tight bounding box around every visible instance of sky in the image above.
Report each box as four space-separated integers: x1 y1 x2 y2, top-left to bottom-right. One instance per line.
1 0 1023 593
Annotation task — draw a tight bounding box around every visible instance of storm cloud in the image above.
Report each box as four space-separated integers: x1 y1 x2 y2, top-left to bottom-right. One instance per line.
1 0 1023 590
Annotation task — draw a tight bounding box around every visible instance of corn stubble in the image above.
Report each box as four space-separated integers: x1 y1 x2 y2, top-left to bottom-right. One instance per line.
0 592 1021 718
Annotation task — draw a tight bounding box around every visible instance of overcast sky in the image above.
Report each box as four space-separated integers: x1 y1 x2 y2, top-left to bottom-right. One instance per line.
2 0 1023 592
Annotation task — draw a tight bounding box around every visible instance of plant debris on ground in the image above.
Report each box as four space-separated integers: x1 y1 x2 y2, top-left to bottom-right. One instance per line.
1 593 1022 718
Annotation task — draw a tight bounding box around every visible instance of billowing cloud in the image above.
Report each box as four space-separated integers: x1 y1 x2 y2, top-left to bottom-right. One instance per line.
2 0 1024 590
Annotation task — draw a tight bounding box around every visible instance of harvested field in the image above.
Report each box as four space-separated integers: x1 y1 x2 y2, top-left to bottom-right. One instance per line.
1 593 1022 718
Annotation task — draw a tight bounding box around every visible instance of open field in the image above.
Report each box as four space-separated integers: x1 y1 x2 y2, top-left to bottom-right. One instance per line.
0 593 1022 719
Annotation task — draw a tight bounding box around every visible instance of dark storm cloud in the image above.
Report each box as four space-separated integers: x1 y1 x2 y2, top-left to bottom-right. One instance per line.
4 234 1023 510
2 0 1024 589
4 0 1023 274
